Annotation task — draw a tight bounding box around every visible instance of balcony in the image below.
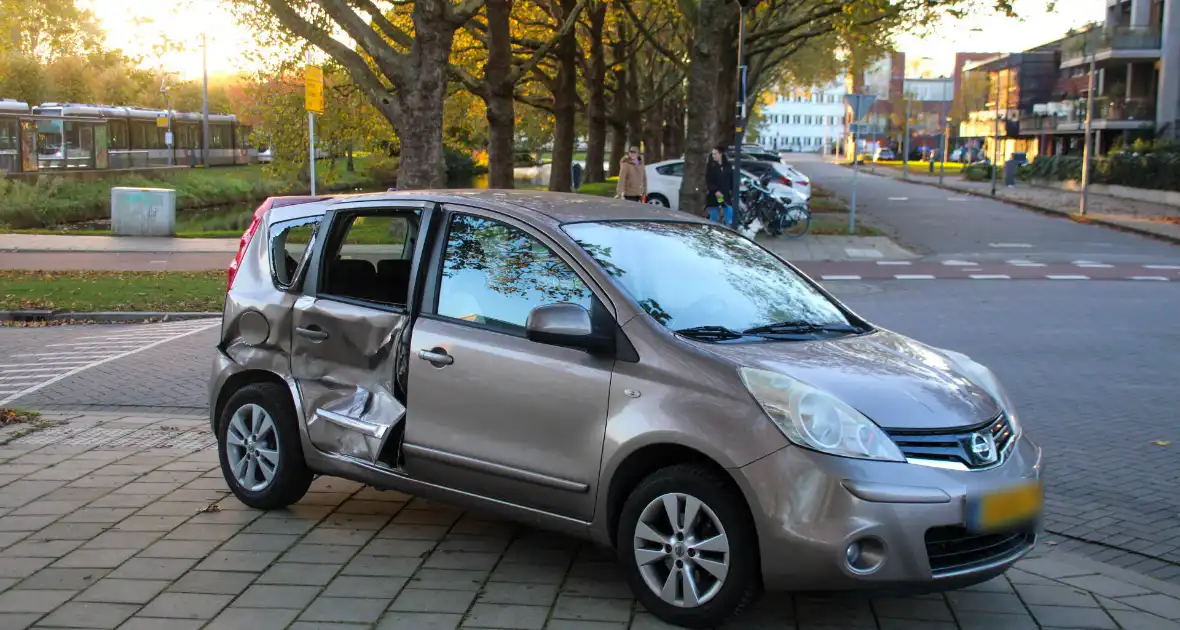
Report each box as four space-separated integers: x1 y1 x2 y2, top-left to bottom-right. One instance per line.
1020 97 1156 133
1060 27 1162 68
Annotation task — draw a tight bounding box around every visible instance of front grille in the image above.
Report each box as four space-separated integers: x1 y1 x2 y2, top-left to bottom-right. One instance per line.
925 525 1035 576
886 412 1015 469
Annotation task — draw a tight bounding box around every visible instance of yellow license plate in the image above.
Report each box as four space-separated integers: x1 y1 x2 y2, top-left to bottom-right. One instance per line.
968 481 1043 533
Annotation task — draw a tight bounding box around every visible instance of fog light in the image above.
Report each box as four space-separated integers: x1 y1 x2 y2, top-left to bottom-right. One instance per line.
844 537 886 574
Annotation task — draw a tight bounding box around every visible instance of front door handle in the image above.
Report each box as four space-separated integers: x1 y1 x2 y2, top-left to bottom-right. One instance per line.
296 326 329 341
417 348 453 367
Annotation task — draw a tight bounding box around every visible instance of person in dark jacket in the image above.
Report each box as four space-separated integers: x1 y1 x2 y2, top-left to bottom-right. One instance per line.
705 147 734 226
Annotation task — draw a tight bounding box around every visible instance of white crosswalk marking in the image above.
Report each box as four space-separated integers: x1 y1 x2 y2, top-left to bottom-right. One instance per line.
0 319 220 407
1047 275 1090 280
969 274 1010 279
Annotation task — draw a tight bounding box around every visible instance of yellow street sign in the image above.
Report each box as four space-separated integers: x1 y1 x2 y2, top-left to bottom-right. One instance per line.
305 65 324 114
156 116 169 128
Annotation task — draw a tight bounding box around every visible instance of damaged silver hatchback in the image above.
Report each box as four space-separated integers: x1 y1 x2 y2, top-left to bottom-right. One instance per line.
211 191 1043 629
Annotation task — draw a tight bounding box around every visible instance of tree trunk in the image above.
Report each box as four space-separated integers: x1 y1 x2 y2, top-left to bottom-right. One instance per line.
644 97 663 163
678 1 733 215
713 31 738 148
484 0 515 189
662 95 679 159
583 2 608 183
609 121 626 176
347 145 355 172
548 0 578 192
390 6 455 189
626 58 642 154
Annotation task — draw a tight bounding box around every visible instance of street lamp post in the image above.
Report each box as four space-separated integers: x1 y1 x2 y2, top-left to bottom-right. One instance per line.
939 80 950 184
731 1 749 231
990 66 1001 196
903 96 911 179
201 33 210 167
1080 28 1097 216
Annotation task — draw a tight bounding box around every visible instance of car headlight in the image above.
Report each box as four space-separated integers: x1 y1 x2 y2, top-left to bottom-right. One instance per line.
938 349 1022 436
739 368 905 462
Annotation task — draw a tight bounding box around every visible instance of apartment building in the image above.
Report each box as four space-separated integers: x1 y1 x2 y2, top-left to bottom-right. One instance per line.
754 80 847 153
961 0 1180 162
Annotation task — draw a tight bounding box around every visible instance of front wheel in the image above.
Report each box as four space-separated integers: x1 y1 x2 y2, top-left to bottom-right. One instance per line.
217 382 313 510
618 464 761 629
646 194 670 208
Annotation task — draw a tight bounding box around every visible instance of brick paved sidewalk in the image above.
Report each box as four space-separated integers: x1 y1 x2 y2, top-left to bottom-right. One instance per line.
855 163 1180 243
3 413 1179 630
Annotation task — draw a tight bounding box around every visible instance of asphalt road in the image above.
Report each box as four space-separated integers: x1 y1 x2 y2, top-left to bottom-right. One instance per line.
795 155 1180 265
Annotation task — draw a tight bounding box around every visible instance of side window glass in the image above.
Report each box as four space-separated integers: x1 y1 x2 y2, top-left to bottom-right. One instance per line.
437 214 593 334
270 217 320 289
321 211 419 306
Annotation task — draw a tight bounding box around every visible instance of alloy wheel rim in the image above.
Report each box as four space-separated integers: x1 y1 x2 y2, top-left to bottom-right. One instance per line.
633 492 730 607
225 403 280 492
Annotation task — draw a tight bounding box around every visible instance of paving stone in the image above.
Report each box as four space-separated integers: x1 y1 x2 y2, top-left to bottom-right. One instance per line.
0 538 84 557
320 513 392 531
38 602 139 629
255 562 340 586
138 539 221 559
135 501 209 517
1016 583 1100 607
17 568 105 590
873 597 954 621
10 500 87 517
1108 609 1180 630
108 557 198 580
0 515 59 532
0 532 28 550
361 538 438 558
116 616 205 630
409 569 489 591
627 613 685 629
139 592 234 620
204 607 300 630
0 588 76 613
1027 604 1118 628
81 530 161 550
947 590 1029 614
877 620 957 630
86 493 156 509
193 549 281 573
218 533 300 552
1017 558 1098 580
114 515 189 532
52 547 138 569
1121 594 1180 620
490 562 568 584
76 578 169 604
478 582 560 606
552 595 633 623
234 584 322 609
559 575 632 599
377 612 463 630
437 535 511 553
1062 574 1155 599
323 575 407 599
167 570 257 595
33 522 108 541
60 507 137 524
376 524 450 541
0 613 40 630
300 596 390 623
0 557 52 579
243 518 318 536
289 623 372 630
280 543 361 564
544 622 628 630
301 527 378 546
461 603 550 629
341 555 421 578
423 550 501 571
164 523 242 542
389 588 476 614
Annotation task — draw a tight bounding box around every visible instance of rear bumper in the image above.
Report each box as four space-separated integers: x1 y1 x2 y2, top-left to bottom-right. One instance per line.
735 434 1043 592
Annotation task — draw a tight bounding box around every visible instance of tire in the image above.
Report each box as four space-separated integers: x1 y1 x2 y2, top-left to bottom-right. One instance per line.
617 464 761 629
217 382 313 510
646 194 670 208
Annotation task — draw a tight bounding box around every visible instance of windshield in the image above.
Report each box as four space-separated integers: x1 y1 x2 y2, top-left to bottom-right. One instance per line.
562 221 852 334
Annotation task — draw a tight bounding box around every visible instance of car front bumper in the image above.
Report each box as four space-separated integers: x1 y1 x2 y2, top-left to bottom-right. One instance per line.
737 433 1043 592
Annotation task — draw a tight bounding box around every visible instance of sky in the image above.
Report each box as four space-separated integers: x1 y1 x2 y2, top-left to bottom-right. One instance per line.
82 0 1107 81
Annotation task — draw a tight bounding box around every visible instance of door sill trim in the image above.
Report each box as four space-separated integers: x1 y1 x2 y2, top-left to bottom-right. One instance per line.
402 443 589 493
317 408 388 439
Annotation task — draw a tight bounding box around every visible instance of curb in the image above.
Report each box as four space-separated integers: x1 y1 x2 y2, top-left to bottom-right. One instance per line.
0 311 220 324
836 163 1180 246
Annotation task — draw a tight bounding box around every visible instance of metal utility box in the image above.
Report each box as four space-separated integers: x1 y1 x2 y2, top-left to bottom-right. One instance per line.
111 187 176 236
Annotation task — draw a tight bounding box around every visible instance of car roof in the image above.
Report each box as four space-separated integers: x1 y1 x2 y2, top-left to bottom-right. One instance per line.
269 189 710 227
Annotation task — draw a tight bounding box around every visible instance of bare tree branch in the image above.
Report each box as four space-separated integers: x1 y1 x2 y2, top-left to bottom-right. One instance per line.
350 0 415 48
618 0 687 71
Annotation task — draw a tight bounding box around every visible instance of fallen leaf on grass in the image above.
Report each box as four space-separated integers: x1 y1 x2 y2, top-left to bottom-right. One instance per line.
1154 440 1171 447
0 408 40 426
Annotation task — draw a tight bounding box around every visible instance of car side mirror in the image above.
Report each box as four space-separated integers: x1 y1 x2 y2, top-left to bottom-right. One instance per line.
525 303 614 354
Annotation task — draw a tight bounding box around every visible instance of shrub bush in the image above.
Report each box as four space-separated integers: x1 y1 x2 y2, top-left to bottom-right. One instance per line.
444 148 484 186
366 156 400 187
962 163 994 182
1025 152 1180 192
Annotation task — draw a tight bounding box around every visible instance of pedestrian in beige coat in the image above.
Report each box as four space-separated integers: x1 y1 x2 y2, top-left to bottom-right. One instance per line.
616 147 646 202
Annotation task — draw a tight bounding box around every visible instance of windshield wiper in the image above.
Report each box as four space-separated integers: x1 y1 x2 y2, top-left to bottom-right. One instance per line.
674 325 751 341
742 321 864 336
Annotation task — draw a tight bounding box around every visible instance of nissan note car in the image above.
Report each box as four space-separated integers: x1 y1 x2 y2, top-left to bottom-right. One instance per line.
211 191 1043 628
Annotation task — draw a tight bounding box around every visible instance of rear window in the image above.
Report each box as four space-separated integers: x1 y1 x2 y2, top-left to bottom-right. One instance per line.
270 217 321 289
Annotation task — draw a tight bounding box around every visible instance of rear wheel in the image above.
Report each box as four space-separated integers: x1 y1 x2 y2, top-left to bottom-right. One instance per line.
780 205 812 240
217 383 313 510
618 464 761 629
646 194 670 208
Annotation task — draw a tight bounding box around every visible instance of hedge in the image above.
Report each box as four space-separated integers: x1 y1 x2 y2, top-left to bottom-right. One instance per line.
1019 145 1180 192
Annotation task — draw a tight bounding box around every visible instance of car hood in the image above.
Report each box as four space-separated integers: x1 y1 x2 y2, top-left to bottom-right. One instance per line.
692 329 1000 430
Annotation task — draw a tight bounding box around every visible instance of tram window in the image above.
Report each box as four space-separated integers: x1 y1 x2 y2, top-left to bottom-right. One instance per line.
0 120 17 151
210 124 231 149
108 120 128 150
37 120 63 155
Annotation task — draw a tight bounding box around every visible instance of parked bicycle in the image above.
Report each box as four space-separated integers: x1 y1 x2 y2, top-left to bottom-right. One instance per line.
736 174 811 240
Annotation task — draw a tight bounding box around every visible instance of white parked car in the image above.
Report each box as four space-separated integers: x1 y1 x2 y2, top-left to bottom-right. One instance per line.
644 159 805 212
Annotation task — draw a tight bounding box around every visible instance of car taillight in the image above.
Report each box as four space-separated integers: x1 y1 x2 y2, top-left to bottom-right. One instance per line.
779 176 793 186
227 199 274 291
